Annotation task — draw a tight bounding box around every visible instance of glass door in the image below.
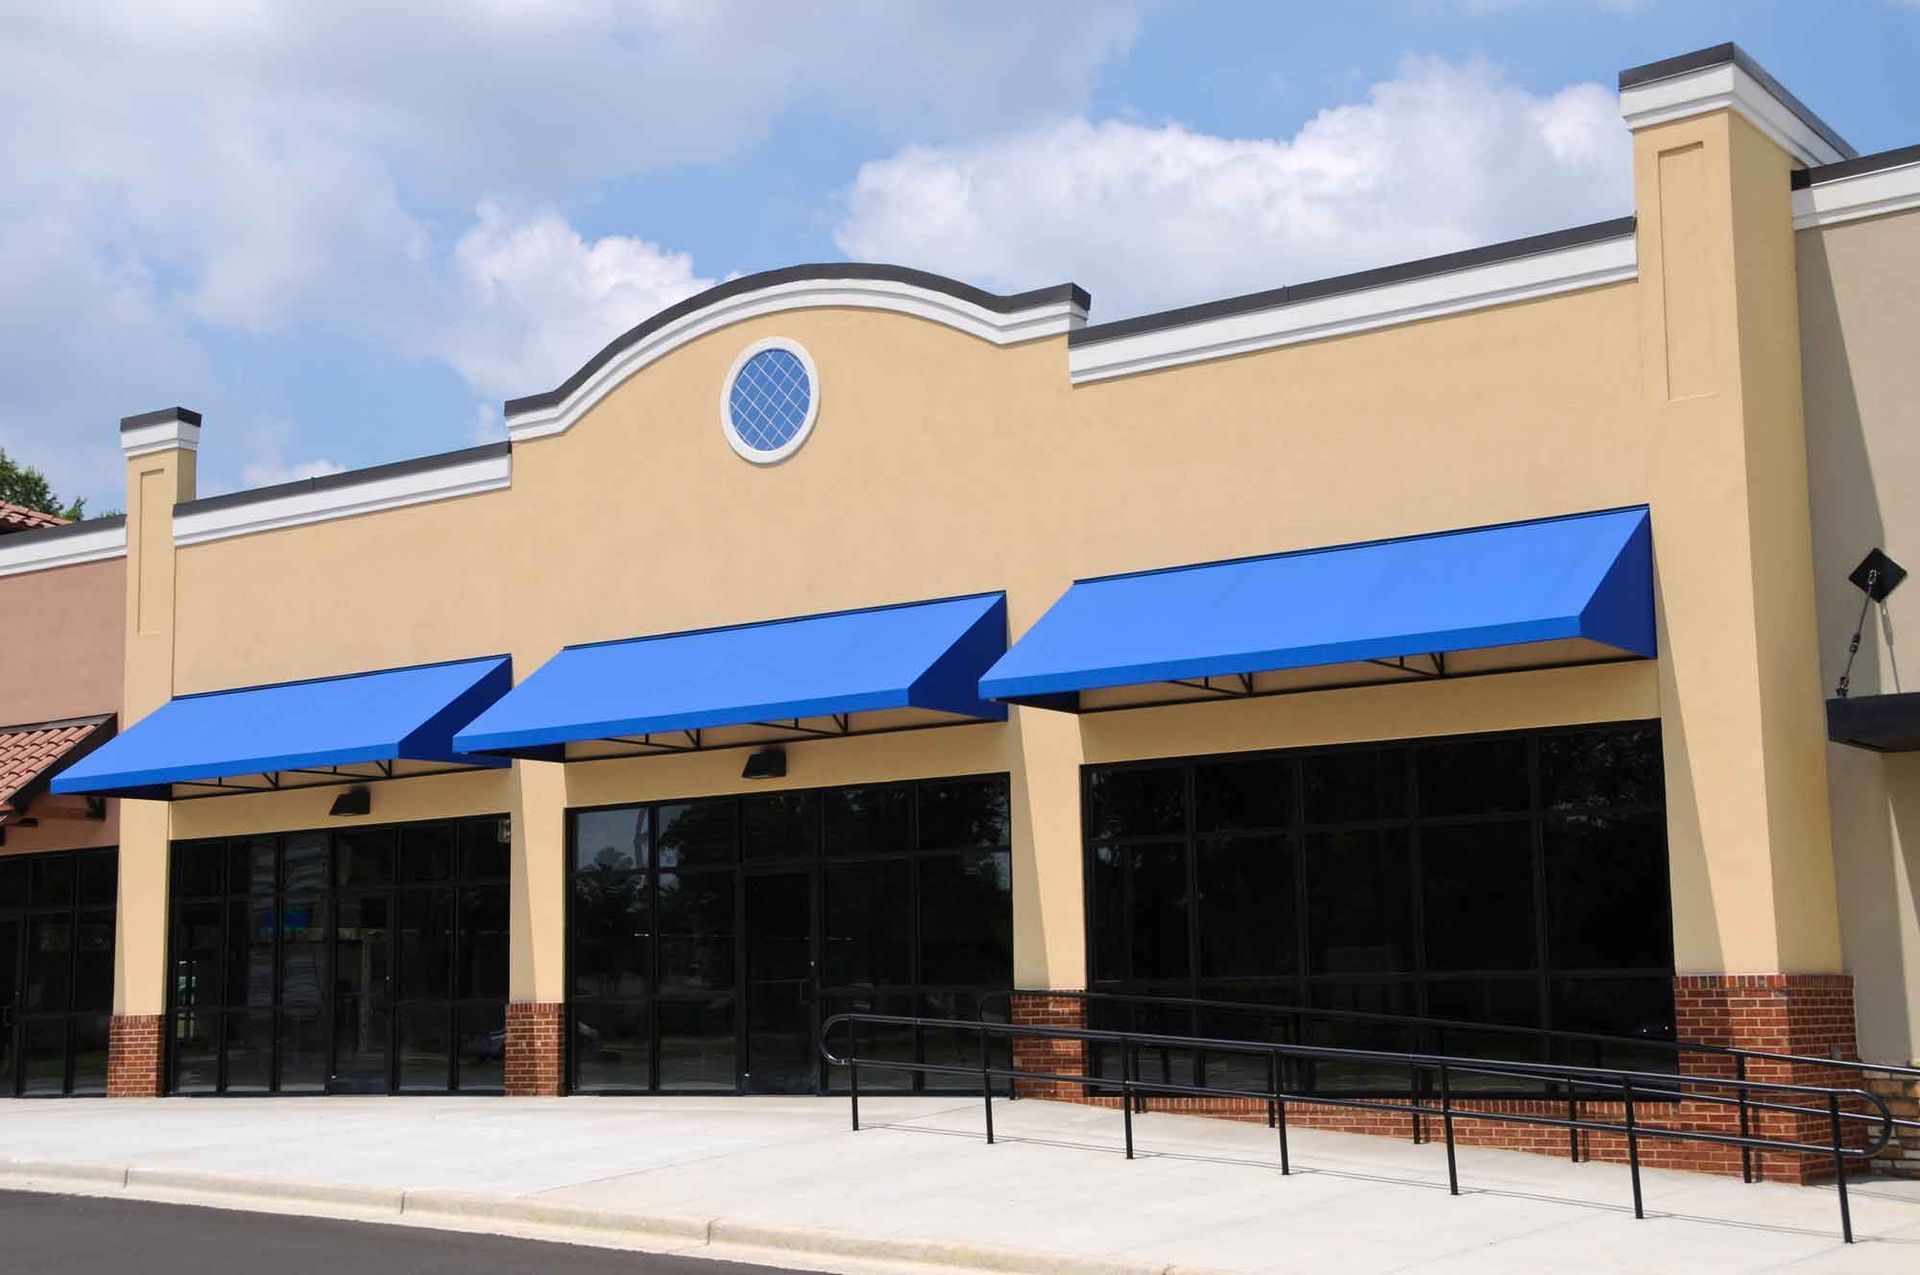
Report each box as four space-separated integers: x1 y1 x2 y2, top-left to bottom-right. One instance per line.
742 870 815 1093
0 915 18 1097
329 892 392 1092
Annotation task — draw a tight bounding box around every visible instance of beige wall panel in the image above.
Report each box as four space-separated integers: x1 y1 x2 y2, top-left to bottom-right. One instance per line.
1800 204 1920 1063
168 285 1650 693
0 558 125 727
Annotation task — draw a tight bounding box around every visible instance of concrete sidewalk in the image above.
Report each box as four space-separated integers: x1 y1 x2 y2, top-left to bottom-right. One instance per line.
2 1094 1917 1273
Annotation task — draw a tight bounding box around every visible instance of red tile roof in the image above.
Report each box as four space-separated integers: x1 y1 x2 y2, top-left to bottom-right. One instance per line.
0 500 69 533
0 717 111 815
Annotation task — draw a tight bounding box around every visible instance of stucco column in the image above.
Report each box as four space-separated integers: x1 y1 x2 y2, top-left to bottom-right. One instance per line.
1629 107 1842 978
108 408 200 1096
506 756 567 1094
1010 704 1086 990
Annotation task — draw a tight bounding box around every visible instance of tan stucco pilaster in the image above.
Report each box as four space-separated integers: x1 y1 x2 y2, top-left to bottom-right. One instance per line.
1009 705 1087 989
510 759 569 1003
114 413 198 1017
1633 110 1843 975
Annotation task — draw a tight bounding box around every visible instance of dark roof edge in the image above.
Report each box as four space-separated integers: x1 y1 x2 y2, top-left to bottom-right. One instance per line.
1618 42 1855 161
176 442 510 518
1793 141 1920 190
0 512 128 546
120 406 202 431
1069 216 1636 350
504 264 1090 417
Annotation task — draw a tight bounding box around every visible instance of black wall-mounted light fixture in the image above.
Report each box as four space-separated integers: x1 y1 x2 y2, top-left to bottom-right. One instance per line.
1836 547 1906 699
741 747 787 780
329 786 372 817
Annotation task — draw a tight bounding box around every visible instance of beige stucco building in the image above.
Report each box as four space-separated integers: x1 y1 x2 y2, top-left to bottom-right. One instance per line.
4 41 1918 1175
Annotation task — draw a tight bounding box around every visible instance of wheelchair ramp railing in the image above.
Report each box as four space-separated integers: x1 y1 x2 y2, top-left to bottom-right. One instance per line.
819 1011 1894 1244
980 987 1920 1184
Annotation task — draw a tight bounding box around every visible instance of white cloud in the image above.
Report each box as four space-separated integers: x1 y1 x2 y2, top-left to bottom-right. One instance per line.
432 202 716 400
219 416 345 495
0 1 1141 502
836 56 1632 319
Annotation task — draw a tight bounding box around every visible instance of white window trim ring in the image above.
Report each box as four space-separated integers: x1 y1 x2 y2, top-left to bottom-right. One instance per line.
720 337 820 465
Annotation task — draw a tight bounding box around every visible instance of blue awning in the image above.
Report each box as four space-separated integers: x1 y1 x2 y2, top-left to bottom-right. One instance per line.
52 656 512 799
455 593 1007 759
981 508 1653 709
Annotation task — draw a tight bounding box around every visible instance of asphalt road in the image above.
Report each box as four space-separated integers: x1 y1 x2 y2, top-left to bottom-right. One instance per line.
0 1190 810 1274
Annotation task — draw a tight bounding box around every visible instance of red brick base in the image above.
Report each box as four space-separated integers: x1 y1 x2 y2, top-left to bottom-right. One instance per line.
1009 976 1864 1184
1010 992 1088 1100
106 1014 164 1098
505 1001 566 1096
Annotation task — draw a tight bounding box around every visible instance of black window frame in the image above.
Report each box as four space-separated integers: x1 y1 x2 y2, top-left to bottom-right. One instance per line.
1081 721 1675 1097
163 816 510 1097
0 847 117 1098
566 773 1015 1096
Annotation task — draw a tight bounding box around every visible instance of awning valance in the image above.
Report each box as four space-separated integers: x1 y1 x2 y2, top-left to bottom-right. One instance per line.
981 507 1653 711
52 656 512 799
454 593 1007 761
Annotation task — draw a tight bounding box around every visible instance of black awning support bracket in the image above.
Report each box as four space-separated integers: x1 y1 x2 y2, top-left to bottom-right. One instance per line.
1836 548 1906 699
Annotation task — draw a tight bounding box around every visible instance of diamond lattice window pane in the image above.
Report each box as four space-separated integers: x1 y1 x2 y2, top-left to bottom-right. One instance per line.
728 348 812 453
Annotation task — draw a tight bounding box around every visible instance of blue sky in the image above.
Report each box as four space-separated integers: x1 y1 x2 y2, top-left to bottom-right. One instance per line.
3 2 1916 512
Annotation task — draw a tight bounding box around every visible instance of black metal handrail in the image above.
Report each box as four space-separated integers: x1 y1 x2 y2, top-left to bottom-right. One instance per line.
978 986 1920 1186
820 1011 1895 1244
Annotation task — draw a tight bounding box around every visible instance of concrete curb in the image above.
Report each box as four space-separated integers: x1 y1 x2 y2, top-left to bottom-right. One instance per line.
0 1159 1196 1275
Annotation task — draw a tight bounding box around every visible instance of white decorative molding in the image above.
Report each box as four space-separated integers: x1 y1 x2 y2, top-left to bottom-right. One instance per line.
506 278 1087 443
174 449 512 547
0 522 127 578
1067 233 1638 385
121 419 201 458
1619 62 1848 168
1794 161 1920 230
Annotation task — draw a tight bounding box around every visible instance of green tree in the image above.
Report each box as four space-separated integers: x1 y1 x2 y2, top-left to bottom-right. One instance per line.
0 447 86 520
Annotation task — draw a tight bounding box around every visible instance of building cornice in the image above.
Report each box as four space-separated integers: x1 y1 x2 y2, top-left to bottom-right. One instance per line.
0 516 127 578
1618 43 1854 167
120 410 202 459
173 444 511 548
1067 219 1637 385
1792 144 1920 230
502 265 1088 443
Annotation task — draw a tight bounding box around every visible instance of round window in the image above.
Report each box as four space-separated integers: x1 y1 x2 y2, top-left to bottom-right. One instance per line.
720 338 818 463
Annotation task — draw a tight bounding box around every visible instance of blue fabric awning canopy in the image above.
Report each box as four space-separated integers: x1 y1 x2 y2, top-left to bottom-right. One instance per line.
455 593 1007 760
981 507 1653 710
52 656 512 799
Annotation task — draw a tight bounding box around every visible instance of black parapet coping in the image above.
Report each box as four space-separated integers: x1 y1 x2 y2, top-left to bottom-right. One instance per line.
175 442 510 517
505 264 1091 417
1069 216 1636 350
1794 141 1920 191
1619 43 1855 161
119 407 202 431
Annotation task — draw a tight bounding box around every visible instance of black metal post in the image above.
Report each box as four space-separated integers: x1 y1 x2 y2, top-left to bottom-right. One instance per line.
1736 1054 1754 1184
1276 1083 1291 1176
849 1023 862 1132
1121 1035 1135 1161
1624 1077 1644 1220
1267 1053 1278 1130
981 1025 995 1145
1567 1084 1580 1163
1830 1093 1854 1244
1412 1064 1425 1146
1439 1060 1458 1197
